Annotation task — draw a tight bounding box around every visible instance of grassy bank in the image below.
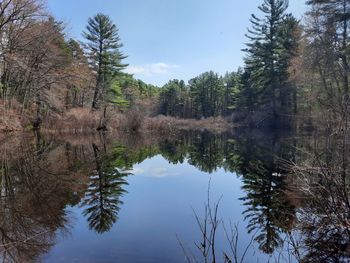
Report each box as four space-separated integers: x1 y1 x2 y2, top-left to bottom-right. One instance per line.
0 105 234 135
143 115 234 134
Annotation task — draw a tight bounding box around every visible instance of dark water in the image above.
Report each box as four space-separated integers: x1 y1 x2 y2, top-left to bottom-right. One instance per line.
0 130 348 263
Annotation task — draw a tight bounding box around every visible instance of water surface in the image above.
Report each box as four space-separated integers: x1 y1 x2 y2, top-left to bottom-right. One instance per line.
0 130 346 262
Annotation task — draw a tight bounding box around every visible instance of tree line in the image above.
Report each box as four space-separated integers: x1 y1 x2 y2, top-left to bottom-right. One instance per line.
0 0 158 130
0 0 349 130
158 0 349 128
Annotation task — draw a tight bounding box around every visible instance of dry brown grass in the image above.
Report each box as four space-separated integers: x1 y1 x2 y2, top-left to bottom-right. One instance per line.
143 115 234 134
43 108 100 133
0 100 26 132
0 102 234 135
121 110 144 132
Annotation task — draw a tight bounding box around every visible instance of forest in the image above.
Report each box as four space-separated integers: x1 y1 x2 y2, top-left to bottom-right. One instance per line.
0 0 349 133
1 1 350 262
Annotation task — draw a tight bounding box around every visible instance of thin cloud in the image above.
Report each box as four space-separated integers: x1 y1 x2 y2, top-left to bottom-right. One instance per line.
131 165 179 178
125 63 179 76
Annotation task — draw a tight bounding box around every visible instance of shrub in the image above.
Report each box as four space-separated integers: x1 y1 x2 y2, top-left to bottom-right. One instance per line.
123 110 144 132
44 108 100 133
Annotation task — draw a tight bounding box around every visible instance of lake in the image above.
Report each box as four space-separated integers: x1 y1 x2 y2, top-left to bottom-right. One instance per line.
0 130 347 263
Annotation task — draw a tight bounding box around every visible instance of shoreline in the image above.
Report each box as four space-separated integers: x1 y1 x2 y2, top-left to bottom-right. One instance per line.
0 114 235 136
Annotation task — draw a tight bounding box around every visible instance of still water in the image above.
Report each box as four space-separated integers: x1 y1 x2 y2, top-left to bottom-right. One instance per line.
0 130 348 262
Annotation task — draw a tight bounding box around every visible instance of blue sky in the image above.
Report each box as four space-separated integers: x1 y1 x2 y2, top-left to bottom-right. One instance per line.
48 0 307 86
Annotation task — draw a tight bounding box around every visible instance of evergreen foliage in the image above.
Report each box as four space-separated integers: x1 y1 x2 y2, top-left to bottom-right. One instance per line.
242 0 297 117
83 13 128 109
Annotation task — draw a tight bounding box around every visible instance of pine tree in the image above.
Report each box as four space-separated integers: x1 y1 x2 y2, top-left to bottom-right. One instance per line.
222 70 244 115
83 13 128 109
188 71 224 118
243 0 295 117
159 79 188 117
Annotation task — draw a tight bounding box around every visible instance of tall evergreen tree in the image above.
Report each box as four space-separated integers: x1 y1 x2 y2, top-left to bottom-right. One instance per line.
83 13 128 109
243 0 296 118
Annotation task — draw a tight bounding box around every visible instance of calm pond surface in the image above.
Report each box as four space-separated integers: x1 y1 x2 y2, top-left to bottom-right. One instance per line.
0 130 348 262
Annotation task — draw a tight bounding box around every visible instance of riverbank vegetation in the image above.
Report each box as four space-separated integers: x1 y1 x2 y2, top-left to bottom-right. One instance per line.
0 0 349 133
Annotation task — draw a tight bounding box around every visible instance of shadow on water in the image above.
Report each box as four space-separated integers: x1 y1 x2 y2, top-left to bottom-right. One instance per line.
0 128 348 262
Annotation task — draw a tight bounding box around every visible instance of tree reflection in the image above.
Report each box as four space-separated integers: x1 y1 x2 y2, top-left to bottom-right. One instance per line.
81 143 130 234
158 131 229 173
155 130 299 256
291 127 350 262
229 132 296 255
241 162 294 254
0 138 75 262
187 131 226 173
0 134 133 261
1 129 350 262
